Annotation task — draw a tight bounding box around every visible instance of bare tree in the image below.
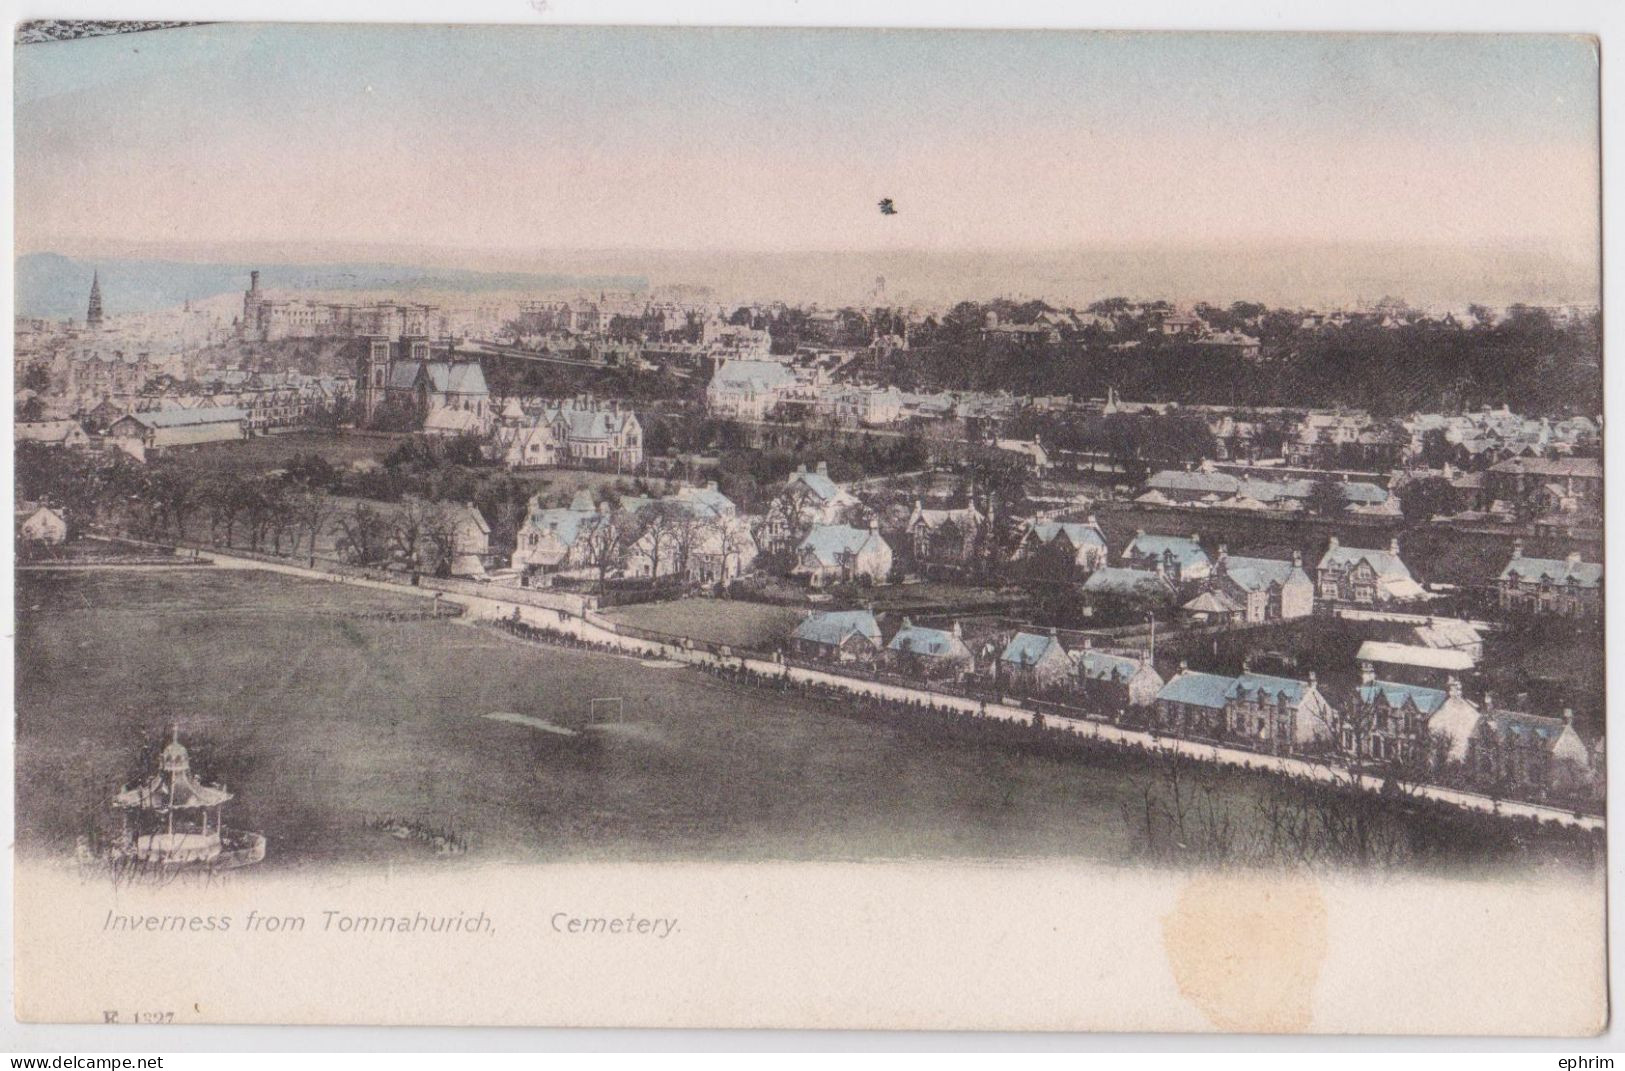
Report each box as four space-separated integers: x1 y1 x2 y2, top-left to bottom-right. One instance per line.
292 487 334 558
391 497 451 572
581 506 636 590
334 502 393 565
419 504 463 578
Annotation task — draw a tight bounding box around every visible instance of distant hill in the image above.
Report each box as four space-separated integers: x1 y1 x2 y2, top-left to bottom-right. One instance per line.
15 252 647 319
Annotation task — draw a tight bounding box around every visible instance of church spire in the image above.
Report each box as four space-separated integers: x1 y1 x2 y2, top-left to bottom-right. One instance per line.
86 271 104 328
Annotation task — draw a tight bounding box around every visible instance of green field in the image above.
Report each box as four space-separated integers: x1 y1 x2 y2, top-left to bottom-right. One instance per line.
16 569 1170 868
603 598 804 650
167 430 405 478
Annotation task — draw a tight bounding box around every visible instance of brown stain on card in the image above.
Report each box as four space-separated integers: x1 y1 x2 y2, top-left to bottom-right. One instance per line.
1162 874 1328 1033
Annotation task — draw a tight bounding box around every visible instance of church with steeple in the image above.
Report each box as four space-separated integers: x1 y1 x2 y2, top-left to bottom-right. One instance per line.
86 271 104 329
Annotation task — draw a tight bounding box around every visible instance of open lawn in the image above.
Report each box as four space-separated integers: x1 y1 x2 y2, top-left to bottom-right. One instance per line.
166 430 405 478
602 597 804 650
17 569 1175 869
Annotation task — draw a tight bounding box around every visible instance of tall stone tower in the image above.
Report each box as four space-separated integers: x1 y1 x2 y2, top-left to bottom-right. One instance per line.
86 272 104 329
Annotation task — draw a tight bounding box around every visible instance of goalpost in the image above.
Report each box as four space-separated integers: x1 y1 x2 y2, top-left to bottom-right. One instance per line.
589 697 623 723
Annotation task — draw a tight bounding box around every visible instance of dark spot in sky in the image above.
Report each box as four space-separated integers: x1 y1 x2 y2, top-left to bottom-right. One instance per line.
878 198 897 216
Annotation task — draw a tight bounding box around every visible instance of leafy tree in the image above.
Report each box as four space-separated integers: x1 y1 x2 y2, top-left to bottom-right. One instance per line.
1306 477 1349 517
1398 476 1458 523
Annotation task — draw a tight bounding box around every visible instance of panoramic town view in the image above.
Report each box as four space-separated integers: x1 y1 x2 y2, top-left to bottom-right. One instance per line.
13 25 1603 878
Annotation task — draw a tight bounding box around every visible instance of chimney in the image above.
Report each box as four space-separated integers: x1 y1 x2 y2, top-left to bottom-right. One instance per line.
901 616 913 630
1447 676 1463 699
1483 692 1494 711
1512 539 1524 559
1388 537 1401 557
796 463 807 474
1564 709 1575 725
1190 533 1200 545
1086 514 1098 527
1135 528 1146 539
869 517 879 531
249 270 261 291
1359 662 1375 687
951 620 963 638
1567 551 1582 565
1178 659 1189 674
1291 550 1303 568
816 461 828 477
1217 543 1228 560
1307 671 1318 690
1327 536 1339 552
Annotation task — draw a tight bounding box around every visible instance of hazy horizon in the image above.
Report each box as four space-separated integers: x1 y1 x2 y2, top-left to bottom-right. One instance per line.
16 23 1600 309
18 238 1599 314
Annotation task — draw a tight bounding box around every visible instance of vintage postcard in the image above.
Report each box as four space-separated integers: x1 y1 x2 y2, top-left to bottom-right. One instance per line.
10 21 1606 1033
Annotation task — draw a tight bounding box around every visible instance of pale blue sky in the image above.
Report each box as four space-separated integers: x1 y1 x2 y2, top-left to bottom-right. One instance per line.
15 24 1601 259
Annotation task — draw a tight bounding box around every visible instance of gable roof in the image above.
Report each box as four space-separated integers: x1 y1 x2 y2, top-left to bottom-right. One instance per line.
1125 533 1210 569
886 622 970 659
118 406 246 429
523 506 601 548
710 359 797 393
797 524 880 567
1318 543 1413 581
1027 520 1107 548
1482 709 1582 754
1412 618 1483 650
1182 589 1243 615
786 467 844 503
1358 680 1448 715
1000 631 1065 666
1354 641 1475 673
1499 554 1603 588
1082 566 1175 598
1217 554 1303 592
1076 649 1144 682
792 609 882 647
1155 671 1235 709
1226 672 1312 706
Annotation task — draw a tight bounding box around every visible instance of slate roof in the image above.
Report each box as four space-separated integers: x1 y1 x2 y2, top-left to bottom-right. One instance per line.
1355 641 1475 673
1412 619 1483 651
1155 671 1236 709
1082 566 1174 598
1182 590 1242 614
524 506 600 547
1499 555 1603 588
787 468 843 502
1482 709 1578 753
1000 632 1064 666
1357 680 1448 715
1076 649 1143 682
792 610 882 648
1217 555 1302 592
1318 544 1414 581
1226 672 1311 706
710 359 797 393
887 623 970 659
1027 520 1107 548
1489 456 1601 479
120 406 246 428
798 524 879 567
1124 534 1210 569
1147 470 1241 496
